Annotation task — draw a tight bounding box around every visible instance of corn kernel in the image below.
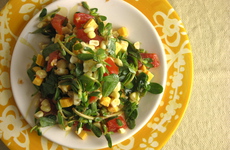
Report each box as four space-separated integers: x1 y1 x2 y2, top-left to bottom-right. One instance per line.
93 122 102 129
100 97 111 107
81 42 95 50
37 21 47 28
84 27 94 33
117 27 128 37
58 84 71 93
129 92 140 103
118 128 126 134
41 99 50 107
134 41 141 49
40 105 51 112
73 92 81 106
70 56 80 64
57 59 68 69
110 98 120 107
114 58 123 67
87 31 96 39
54 68 69 75
34 111 44 118
36 70 47 79
100 41 107 49
89 40 99 46
114 82 121 92
110 91 120 99
62 26 72 35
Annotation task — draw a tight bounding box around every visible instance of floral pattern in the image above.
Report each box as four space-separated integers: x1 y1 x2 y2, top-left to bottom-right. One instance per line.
0 0 192 150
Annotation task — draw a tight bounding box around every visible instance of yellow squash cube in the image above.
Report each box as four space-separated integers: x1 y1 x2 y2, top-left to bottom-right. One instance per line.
36 54 45 67
75 130 87 140
83 18 98 29
146 70 154 82
32 76 44 86
115 42 122 55
117 27 128 37
59 97 73 108
100 97 111 107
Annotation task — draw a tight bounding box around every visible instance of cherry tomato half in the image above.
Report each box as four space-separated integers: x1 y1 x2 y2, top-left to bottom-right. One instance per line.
76 29 103 43
104 57 119 76
51 14 67 35
73 13 94 29
107 116 127 132
140 53 160 68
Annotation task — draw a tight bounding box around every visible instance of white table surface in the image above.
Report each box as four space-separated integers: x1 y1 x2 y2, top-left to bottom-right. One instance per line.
0 0 229 150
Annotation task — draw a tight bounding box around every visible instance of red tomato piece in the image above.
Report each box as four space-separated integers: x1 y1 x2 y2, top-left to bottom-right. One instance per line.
140 53 160 68
89 96 98 103
73 13 94 29
76 29 103 43
104 57 119 76
46 51 60 72
51 14 67 35
107 116 127 132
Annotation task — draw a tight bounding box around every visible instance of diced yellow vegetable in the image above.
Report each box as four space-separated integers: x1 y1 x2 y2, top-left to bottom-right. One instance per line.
110 98 120 107
83 18 98 29
120 40 129 51
140 65 147 72
87 31 96 39
36 54 45 67
54 34 64 43
108 106 120 113
32 66 41 72
139 65 154 82
59 97 73 108
75 130 87 140
100 97 111 107
32 76 44 86
145 70 154 82
129 92 140 103
115 42 122 55
117 27 128 37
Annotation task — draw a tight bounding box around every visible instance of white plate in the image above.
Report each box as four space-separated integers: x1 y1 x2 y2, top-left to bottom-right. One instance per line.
10 0 167 149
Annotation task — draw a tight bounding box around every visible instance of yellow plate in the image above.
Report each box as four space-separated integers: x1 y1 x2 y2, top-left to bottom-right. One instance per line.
0 0 193 149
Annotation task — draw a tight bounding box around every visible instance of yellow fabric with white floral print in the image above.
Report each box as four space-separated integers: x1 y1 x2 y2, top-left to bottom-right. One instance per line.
0 0 192 150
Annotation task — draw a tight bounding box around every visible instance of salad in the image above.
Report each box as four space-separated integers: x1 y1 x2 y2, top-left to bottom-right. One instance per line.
27 2 163 148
